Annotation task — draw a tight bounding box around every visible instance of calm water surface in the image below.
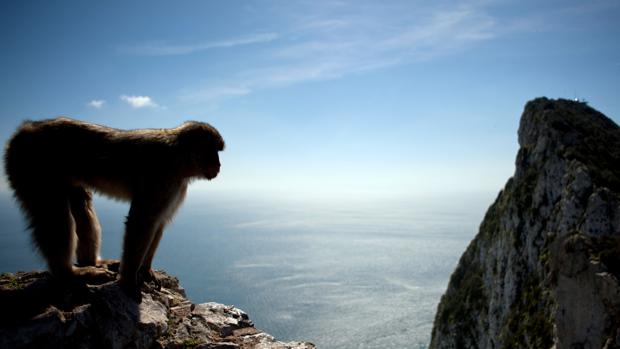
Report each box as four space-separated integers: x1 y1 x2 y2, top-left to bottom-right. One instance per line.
0 192 491 349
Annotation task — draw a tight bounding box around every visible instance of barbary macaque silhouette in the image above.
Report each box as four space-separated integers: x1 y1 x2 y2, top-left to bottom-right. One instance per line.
4 117 224 302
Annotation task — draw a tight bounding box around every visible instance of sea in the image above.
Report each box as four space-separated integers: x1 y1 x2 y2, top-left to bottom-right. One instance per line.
0 191 493 349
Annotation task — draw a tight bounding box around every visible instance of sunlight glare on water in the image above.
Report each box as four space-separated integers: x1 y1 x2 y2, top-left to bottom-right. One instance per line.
0 192 492 349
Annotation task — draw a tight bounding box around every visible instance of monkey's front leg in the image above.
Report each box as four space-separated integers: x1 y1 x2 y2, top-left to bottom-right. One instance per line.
138 224 164 289
119 202 161 302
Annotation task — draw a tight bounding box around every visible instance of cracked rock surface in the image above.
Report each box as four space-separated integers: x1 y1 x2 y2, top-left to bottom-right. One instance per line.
0 270 315 349
430 98 620 349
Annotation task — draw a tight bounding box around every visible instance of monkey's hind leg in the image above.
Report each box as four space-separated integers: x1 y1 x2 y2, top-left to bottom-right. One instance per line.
26 194 76 282
69 187 101 267
68 187 116 284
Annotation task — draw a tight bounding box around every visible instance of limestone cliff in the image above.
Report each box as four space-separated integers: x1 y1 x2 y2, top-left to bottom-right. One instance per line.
430 98 620 348
0 270 315 349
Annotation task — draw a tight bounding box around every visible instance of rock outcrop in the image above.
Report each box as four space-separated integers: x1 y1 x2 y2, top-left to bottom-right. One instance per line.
0 270 315 349
430 98 620 348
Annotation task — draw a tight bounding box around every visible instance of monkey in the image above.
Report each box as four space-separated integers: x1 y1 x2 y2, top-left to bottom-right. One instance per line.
4 117 224 302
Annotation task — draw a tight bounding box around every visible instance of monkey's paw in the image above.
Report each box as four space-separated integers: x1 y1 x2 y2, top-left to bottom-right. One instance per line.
73 266 117 285
139 268 162 291
96 259 121 272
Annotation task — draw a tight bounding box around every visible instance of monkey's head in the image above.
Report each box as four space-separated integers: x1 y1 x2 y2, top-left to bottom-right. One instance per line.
176 121 225 180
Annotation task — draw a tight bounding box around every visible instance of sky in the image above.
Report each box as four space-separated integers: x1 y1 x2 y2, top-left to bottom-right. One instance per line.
1 0 619 202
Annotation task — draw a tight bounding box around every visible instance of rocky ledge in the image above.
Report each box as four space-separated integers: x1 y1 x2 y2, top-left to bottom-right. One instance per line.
0 270 315 349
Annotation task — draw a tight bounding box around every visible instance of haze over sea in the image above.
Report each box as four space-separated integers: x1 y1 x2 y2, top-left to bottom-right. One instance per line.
0 190 493 348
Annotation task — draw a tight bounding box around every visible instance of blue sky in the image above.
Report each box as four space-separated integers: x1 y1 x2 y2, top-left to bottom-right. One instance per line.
1 0 619 201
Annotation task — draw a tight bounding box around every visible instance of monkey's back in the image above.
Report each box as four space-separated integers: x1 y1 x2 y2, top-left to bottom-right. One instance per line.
5 117 181 197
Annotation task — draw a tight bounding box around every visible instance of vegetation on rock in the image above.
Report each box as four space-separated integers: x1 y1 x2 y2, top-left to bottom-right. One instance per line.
430 98 620 349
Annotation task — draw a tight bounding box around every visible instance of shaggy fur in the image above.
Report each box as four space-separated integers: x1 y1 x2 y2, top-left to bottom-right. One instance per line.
4 117 224 302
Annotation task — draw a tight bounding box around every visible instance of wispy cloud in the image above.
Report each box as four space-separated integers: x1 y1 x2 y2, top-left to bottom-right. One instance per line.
87 99 106 109
379 8 496 51
120 95 158 108
122 32 279 56
179 2 502 104
181 86 252 104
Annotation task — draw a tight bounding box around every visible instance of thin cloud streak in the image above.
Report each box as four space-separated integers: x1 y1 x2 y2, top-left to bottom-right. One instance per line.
122 32 279 56
180 4 499 104
181 86 252 103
